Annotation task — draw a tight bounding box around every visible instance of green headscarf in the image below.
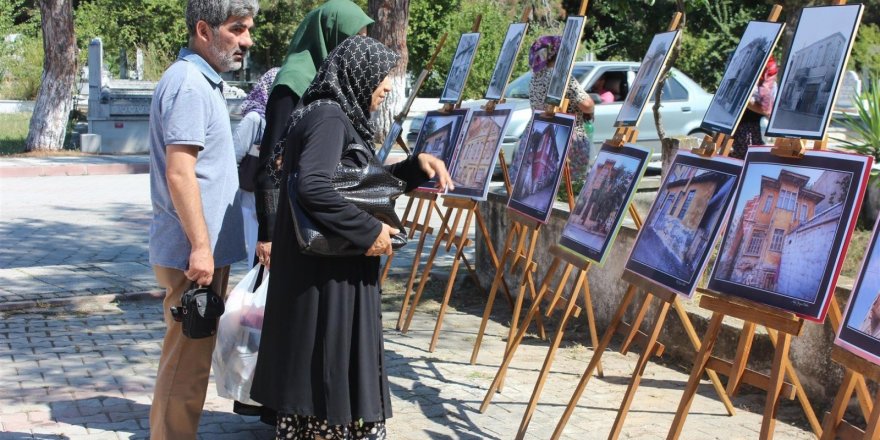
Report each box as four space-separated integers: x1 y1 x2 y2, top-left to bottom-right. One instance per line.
272 0 374 98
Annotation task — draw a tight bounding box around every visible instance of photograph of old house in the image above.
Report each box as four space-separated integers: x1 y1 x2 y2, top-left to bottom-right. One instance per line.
485 23 528 100
709 148 872 321
508 112 575 223
626 153 741 297
546 16 586 106
447 108 513 200
766 4 863 139
412 109 469 191
616 30 680 127
701 21 784 135
440 33 481 104
559 143 651 264
376 121 403 165
837 217 880 364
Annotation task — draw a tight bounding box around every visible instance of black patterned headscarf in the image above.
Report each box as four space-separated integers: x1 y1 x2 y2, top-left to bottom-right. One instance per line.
301 35 400 143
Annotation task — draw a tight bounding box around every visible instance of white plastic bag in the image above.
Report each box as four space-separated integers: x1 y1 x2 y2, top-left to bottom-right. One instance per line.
213 264 269 405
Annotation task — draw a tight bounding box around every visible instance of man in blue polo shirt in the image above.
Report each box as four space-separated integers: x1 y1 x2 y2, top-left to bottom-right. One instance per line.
148 1 258 438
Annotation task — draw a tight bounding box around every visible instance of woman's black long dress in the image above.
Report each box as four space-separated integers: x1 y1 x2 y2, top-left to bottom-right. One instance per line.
250 104 427 425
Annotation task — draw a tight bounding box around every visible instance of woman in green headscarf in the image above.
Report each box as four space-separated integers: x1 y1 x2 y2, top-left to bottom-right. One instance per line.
254 0 373 259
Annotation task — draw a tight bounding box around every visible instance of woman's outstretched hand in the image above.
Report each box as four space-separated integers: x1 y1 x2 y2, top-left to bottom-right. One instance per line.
416 153 455 192
366 223 400 256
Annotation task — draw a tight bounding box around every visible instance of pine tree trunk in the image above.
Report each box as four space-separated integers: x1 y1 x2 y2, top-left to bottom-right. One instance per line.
26 0 77 151
368 0 409 143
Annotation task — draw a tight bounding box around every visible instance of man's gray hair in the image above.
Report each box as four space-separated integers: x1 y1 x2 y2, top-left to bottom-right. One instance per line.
185 0 259 35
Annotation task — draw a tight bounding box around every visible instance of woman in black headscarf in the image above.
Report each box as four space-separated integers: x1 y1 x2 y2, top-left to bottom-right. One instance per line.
250 36 451 440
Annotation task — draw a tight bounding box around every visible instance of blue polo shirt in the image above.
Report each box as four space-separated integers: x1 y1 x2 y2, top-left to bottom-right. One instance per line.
148 48 246 270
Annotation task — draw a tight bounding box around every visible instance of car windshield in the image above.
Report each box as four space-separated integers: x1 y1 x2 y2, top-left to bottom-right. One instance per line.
504 66 593 99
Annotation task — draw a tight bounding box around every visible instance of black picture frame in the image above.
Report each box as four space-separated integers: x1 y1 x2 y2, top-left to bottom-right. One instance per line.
615 30 680 127
376 120 404 165
836 216 880 365
410 109 470 192
446 107 513 200
439 33 481 104
485 22 529 101
546 16 586 107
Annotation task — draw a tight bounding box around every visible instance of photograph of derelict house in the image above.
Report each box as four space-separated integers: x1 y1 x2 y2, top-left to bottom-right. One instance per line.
559 143 650 264
766 4 863 139
485 23 528 100
837 216 880 364
440 33 481 104
447 108 512 200
709 148 872 321
411 109 468 191
701 21 783 134
626 154 741 297
508 112 574 223
615 30 680 127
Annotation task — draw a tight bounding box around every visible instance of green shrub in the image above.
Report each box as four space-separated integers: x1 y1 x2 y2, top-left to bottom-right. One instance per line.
836 78 880 163
0 35 44 100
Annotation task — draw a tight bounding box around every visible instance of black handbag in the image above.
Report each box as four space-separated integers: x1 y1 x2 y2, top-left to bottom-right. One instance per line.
288 142 408 256
170 284 225 339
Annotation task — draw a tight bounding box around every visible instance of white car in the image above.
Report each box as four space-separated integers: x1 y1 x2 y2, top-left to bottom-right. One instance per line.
406 61 714 164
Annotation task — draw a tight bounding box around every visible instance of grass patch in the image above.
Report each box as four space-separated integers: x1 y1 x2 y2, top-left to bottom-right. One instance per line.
841 228 873 280
0 112 30 155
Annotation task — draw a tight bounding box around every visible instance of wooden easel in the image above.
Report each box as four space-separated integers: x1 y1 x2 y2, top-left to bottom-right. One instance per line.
820 347 880 439
397 9 535 351
549 12 742 440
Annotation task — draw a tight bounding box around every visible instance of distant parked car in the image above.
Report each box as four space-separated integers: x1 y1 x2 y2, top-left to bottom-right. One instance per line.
406 61 714 164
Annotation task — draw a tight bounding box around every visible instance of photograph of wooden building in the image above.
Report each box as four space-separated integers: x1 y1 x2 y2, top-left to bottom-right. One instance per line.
767 4 863 139
701 21 783 134
627 155 739 296
448 109 512 199
560 143 650 264
412 109 468 191
708 147 873 321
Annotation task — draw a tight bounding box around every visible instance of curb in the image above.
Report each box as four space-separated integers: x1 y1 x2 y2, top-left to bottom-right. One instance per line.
0 163 150 178
0 289 165 312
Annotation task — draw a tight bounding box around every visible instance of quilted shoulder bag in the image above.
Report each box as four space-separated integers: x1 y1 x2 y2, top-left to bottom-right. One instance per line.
288 142 408 256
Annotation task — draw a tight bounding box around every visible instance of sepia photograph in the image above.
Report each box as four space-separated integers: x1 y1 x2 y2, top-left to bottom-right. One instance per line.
559 143 651 265
508 111 575 223
701 21 784 135
485 23 529 100
546 16 586 106
766 4 864 140
615 30 680 127
439 33 482 104
411 109 470 192
837 217 880 365
626 153 742 297
376 120 404 165
447 107 513 200
709 148 873 321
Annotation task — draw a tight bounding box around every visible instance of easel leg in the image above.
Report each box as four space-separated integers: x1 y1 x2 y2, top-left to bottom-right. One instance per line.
396 201 435 330
820 369 856 440
667 312 725 440
829 301 874 418
727 322 756 397
766 327 822 437
761 332 792 440
427 209 474 352
865 388 880 440
381 196 416 284
400 206 452 334
472 223 519 364
475 209 516 308
608 300 671 440
515 270 586 440
505 227 541 365
620 292 653 355
551 285 639 440
671 298 735 416
580 276 604 378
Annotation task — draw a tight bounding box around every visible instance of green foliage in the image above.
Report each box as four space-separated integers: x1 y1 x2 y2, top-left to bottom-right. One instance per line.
408 0 559 99
836 78 880 162
251 0 324 71
0 34 44 100
0 112 31 155
852 23 880 80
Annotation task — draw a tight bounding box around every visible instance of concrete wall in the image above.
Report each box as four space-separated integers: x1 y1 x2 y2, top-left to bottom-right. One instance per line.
474 183 851 408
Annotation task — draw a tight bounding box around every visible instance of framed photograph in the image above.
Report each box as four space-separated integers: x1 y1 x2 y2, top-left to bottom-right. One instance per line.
615 30 681 127
410 109 470 192
485 22 529 101
546 16 587 106
766 4 864 140
836 217 880 365
626 153 742 297
559 143 651 265
708 148 873 322
447 107 513 200
376 120 404 165
701 21 784 135
508 111 575 223
439 33 481 104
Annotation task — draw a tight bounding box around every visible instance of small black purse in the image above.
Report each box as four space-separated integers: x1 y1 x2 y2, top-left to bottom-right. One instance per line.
288 142 408 256
170 284 225 339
